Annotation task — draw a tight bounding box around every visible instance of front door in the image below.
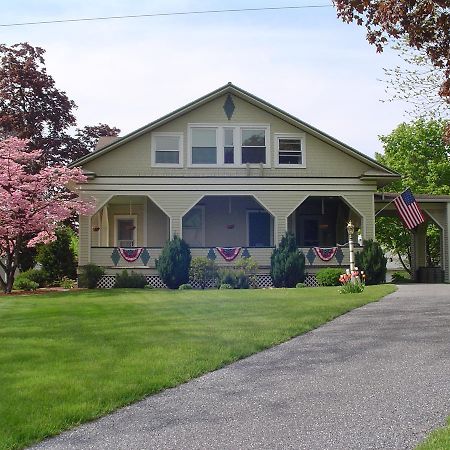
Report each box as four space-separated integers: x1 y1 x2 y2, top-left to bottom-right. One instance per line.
248 211 271 247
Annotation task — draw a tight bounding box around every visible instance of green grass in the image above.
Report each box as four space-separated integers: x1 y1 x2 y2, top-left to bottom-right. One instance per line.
0 285 395 450
416 418 450 449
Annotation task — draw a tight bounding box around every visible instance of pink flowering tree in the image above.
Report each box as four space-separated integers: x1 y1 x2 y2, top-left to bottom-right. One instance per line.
0 138 93 293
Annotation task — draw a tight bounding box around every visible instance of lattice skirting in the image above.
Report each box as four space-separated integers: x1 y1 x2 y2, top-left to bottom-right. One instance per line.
96 274 319 289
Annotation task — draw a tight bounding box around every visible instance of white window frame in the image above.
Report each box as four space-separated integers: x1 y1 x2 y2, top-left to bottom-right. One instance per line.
115 215 138 247
151 132 183 168
188 123 271 168
274 133 306 168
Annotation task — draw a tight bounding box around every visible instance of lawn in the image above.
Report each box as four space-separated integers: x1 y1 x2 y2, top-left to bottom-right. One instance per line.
416 418 450 450
0 285 395 450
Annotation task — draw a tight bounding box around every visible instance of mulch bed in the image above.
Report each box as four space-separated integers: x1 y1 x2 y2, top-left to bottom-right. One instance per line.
0 288 85 297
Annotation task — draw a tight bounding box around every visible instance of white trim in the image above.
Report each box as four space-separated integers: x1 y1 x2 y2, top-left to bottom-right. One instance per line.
274 132 306 168
114 214 138 247
143 198 148 246
187 123 271 168
151 132 183 168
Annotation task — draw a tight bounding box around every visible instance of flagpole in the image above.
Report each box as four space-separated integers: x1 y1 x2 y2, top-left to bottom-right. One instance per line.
374 188 410 217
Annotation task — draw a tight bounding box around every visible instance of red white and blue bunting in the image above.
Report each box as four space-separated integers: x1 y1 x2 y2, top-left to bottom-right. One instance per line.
313 247 338 261
118 247 144 262
216 247 241 261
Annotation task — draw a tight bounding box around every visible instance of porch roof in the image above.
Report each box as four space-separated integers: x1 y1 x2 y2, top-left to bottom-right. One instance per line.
375 192 450 203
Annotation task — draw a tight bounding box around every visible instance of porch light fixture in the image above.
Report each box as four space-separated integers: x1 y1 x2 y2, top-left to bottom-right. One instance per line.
92 226 100 232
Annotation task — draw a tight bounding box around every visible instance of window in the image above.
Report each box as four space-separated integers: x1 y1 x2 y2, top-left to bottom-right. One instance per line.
224 128 234 164
241 128 266 164
115 215 137 247
191 128 217 164
152 133 183 167
188 124 269 167
275 134 305 167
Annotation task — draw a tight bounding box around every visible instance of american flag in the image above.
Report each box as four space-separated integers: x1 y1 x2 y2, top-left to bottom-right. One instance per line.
393 188 425 230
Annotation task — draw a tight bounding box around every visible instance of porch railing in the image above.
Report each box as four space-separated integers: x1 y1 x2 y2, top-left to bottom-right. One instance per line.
90 246 361 270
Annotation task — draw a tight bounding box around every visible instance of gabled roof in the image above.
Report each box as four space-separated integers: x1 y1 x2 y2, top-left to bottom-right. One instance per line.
69 82 400 179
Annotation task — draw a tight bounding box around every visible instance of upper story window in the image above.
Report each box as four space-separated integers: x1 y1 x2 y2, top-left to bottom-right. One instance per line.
151 132 183 167
192 128 217 164
188 124 269 167
275 133 305 168
241 128 266 164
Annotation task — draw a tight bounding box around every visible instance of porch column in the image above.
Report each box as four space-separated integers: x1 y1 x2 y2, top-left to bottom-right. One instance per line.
276 216 287 245
78 215 90 266
446 203 450 282
411 222 427 280
171 216 182 238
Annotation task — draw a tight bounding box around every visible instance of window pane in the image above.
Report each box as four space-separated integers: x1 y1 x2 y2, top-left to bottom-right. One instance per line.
242 129 265 146
192 147 217 164
155 151 179 164
224 147 234 164
154 135 179 151
224 128 234 146
279 152 302 165
183 208 202 229
192 128 216 147
279 138 301 151
242 147 266 164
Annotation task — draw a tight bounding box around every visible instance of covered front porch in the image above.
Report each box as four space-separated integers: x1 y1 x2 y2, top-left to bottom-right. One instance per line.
87 194 363 276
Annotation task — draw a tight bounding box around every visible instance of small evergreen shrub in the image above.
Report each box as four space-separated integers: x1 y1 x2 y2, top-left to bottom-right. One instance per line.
219 283 233 289
270 232 305 287
296 282 306 288
114 270 147 288
36 226 77 283
178 283 193 290
13 277 39 291
355 240 387 285
156 236 191 289
16 269 48 287
78 264 105 289
316 268 344 286
189 257 218 289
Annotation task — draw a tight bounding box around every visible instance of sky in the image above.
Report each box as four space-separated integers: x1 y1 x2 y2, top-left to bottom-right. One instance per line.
0 0 415 158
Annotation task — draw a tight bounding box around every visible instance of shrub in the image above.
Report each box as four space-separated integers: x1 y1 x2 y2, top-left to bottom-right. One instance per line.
296 282 306 288
391 271 413 283
355 240 387 285
316 268 343 286
156 236 191 289
114 270 147 288
270 232 305 287
218 269 238 287
36 226 77 283
144 284 155 289
16 269 48 287
60 277 76 289
235 257 258 288
13 277 39 291
189 257 218 289
219 283 233 289
78 264 105 289
178 283 193 290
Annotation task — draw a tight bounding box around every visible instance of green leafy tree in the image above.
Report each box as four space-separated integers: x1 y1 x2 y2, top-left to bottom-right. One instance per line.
355 240 387 285
189 257 218 289
270 232 305 288
156 236 191 289
36 226 77 282
375 119 450 271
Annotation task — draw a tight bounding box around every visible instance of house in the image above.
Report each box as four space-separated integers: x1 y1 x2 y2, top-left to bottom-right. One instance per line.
70 83 450 287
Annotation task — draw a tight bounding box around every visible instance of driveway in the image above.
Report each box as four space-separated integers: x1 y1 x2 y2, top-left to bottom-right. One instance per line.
31 284 450 450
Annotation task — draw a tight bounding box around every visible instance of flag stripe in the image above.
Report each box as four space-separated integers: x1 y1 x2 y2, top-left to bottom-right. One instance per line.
393 189 425 230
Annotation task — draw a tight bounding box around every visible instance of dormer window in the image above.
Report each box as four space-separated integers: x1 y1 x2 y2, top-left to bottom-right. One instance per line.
192 128 217 164
241 128 266 164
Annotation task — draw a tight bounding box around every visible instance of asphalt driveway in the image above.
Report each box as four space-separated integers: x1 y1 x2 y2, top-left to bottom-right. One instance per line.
31 284 450 450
